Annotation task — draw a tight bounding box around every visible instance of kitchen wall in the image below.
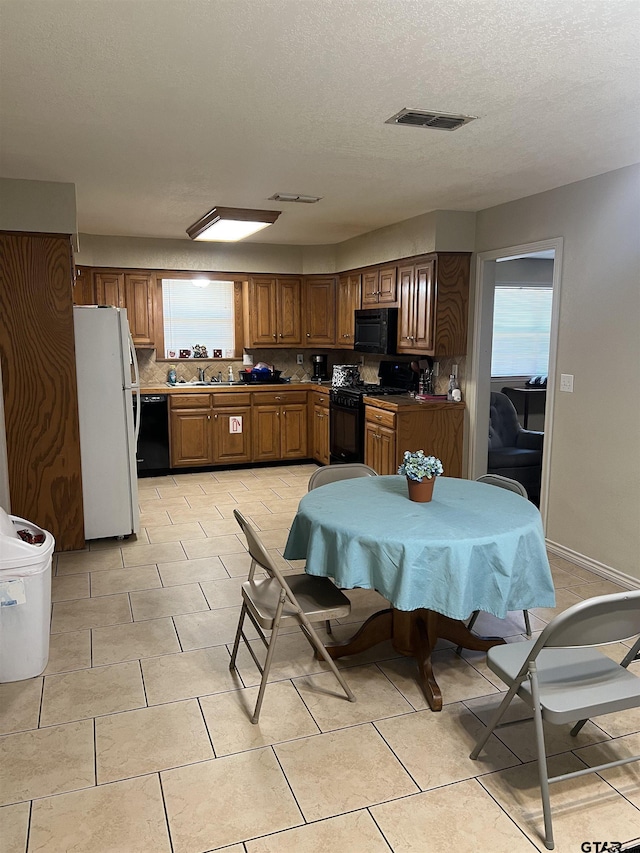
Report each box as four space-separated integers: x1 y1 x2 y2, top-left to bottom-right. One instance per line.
138 347 462 395
475 163 640 582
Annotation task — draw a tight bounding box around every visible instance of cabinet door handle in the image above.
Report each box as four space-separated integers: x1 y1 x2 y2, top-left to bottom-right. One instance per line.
275 396 282 401
214 414 218 420
306 333 310 337
273 334 277 339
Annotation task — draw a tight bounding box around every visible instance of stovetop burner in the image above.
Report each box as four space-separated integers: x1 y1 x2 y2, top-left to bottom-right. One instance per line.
331 383 408 398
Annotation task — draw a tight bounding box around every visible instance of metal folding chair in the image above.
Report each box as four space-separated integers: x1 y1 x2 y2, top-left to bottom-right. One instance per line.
470 590 640 849
465 475 532 640
308 462 378 633
229 509 356 724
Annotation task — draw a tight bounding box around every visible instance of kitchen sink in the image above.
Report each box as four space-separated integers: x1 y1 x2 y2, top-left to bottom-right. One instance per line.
166 381 239 387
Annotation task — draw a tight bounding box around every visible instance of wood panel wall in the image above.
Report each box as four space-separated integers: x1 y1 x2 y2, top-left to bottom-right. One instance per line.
0 232 85 550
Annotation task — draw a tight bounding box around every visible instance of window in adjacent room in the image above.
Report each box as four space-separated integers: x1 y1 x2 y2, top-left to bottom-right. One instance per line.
491 285 553 377
162 279 235 357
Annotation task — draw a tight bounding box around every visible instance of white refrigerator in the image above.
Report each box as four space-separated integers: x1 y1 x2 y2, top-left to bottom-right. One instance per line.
73 306 141 540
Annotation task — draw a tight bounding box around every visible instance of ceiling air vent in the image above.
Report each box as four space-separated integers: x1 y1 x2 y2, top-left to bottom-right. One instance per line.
268 193 322 203
385 108 476 131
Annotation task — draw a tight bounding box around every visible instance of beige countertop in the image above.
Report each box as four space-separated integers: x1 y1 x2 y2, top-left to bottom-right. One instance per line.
140 382 323 394
363 394 465 411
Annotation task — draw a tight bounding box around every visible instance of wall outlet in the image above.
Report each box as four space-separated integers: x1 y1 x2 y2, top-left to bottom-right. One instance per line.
452 363 458 378
296 353 304 365
560 373 574 392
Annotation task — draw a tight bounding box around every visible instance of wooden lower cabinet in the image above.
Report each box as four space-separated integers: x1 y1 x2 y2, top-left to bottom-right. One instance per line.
252 391 308 461
169 392 252 467
212 405 252 464
309 390 330 465
364 408 397 475
365 400 464 478
170 395 212 467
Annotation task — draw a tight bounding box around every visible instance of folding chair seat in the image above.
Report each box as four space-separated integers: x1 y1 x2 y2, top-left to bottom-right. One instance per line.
229 509 356 724
470 590 640 849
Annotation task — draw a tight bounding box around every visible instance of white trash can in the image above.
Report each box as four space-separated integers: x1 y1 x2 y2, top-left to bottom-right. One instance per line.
0 508 55 682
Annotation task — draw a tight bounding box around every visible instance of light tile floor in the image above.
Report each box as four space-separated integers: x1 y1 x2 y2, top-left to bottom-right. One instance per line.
1 465 639 852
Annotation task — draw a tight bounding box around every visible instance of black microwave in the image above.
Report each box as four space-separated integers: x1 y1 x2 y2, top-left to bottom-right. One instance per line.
353 307 398 354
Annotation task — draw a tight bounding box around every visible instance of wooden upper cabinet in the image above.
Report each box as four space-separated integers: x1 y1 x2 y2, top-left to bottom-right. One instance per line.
243 276 302 347
397 260 435 355
362 265 397 305
277 277 302 345
304 276 336 346
124 273 155 347
93 270 156 347
73 266 96 305
336 273 361 347
94 272 124 307
397 253 470 356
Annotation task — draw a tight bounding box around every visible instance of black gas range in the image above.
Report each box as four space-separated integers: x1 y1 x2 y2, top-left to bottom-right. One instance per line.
329 362 417 464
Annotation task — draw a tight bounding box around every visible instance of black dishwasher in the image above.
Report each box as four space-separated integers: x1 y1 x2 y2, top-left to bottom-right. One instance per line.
134 394 170 475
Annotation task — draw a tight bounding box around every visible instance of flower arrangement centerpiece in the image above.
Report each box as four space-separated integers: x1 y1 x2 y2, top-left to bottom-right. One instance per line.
398 450 443 502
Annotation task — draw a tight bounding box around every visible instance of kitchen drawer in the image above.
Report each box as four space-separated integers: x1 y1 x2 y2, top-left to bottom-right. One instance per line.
253 391 307 406
365 406 396 429
212 392 251 406
310 391 330 408
169 393 211 409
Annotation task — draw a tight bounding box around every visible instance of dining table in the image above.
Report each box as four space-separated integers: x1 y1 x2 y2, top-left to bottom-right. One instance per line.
283 475 556 710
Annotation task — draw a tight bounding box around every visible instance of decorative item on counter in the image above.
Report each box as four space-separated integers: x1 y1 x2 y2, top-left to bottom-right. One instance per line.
228 366 234 382
447 374 461 402
331 364 361 388
166 350 176 358
193 344 208 358
398 450 443 503
212 349 223 358
179 349 191 359
167 366 177 385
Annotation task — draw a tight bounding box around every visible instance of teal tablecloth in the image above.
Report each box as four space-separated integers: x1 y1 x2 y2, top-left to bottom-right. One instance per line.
283 475 555 619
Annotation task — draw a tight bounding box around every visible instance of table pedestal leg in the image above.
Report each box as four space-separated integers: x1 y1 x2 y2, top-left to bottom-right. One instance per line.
324 607 505 712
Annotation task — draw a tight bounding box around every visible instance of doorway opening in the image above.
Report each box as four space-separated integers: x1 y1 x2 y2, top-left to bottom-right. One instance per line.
469 239 563 528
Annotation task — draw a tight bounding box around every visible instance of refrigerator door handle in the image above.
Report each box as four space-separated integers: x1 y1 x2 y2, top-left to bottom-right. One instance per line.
128 330 141 447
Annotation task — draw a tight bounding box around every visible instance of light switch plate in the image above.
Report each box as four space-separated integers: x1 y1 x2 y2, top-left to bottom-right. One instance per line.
296 354 304 365
560 373 574 392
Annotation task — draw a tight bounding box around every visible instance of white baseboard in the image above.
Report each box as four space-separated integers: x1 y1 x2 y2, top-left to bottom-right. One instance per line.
545 539 640 590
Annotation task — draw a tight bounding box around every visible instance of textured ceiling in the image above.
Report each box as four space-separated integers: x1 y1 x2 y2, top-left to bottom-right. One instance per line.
1 0 638 245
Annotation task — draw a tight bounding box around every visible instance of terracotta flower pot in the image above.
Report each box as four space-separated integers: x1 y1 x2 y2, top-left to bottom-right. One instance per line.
406 476 436 503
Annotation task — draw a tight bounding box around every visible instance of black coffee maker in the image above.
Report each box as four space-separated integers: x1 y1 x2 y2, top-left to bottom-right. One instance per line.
310 354 329 382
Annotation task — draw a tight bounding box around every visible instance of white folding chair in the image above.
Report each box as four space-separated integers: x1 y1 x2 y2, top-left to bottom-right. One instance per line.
308 462 378 491
308 462 378 633
465 474 532 639
229 509 356 724
470 590 640 850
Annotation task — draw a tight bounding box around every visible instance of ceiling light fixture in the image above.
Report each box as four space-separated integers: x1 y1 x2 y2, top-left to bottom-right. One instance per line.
186 206 281 242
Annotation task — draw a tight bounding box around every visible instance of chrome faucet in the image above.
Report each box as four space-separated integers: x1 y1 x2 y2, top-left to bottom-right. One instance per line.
198 365 219 383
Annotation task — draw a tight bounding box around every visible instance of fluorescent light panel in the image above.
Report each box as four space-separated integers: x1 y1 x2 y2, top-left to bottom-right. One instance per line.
187 206 281 242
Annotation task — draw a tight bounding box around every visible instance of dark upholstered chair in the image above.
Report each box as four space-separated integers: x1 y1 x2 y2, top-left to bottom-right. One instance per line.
488 392 543 503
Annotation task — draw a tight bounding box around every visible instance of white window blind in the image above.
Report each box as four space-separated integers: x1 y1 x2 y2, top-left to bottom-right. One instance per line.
162 279 235 356
491 286 552 377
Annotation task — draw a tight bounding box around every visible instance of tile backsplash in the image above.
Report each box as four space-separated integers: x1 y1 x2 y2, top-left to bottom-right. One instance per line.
137 348 465 396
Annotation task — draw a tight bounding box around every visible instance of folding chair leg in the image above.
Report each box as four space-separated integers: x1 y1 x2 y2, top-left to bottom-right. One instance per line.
523 609 532 637
229 602 247 670
530 667 555 850
470 676 522 760
297 612 355 703
252 621 282 724
456 610 480 655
